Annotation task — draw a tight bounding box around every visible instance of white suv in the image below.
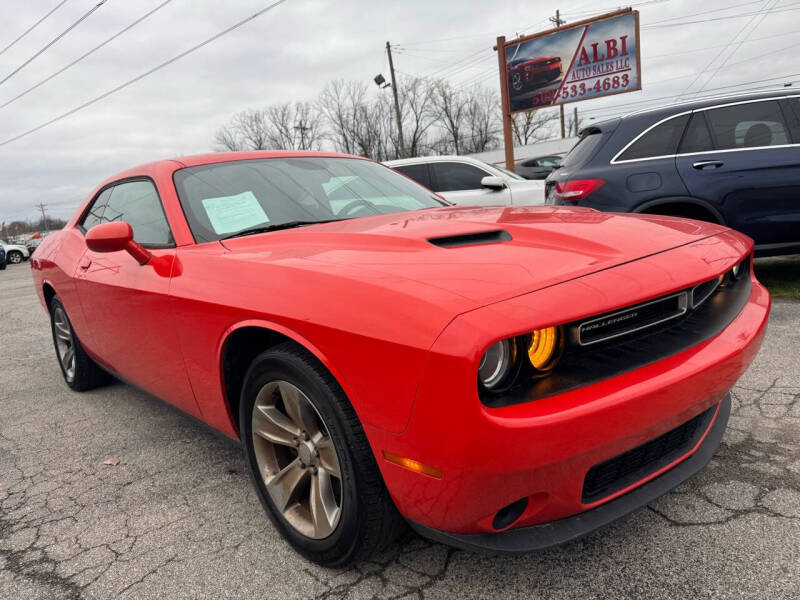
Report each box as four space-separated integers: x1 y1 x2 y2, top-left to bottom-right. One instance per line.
0 240 31 264
384 156 544 207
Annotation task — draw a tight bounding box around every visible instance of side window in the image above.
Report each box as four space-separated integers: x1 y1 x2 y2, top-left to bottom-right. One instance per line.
431 162 489 192
79 188 113 231
705 100 789 150
536 156 561 167
679 113 713 154
617 114 689 161
393 163 431 188
101 180 173 246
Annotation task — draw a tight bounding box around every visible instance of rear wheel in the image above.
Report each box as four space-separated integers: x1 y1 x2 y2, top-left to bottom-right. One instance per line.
240 343 403 566
7 250 23 264
50 296 110 391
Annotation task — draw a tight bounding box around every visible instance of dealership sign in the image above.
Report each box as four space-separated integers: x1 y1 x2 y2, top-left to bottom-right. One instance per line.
500 9 641 114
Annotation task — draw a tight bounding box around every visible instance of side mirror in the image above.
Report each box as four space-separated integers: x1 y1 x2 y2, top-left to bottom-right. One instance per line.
481 176 506 190
85 222 151 265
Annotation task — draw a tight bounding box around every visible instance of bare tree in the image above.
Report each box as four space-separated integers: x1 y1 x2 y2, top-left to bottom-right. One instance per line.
318 80 393 161
429 80 469 155
214 75 561 159
264 102 324 150
213 125 244 151
512 108 557 145
395 76 435 158
213 109 269 151
461 85 500 153
214 103 324 152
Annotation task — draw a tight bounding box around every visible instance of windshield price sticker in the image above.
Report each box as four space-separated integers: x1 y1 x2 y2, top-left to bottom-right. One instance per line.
202 191 269 235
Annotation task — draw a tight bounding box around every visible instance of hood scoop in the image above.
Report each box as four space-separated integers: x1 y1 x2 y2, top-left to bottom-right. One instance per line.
428 229 512 248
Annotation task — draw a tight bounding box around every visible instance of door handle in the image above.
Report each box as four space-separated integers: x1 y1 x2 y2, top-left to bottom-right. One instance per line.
692 160 723 170
79 258 92 270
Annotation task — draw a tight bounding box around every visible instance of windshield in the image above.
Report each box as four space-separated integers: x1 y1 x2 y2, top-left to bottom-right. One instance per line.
173 157 446 242
493 164 525 180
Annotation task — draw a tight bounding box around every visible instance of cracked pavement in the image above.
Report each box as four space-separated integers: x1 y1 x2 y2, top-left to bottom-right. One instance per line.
1 264 798 599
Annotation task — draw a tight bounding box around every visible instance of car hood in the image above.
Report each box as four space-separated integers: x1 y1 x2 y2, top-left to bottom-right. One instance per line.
220 206 728 309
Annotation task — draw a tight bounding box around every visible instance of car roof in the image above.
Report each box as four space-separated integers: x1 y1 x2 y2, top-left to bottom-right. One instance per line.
385 155 491 167
584 88 794 134
101 150 367 183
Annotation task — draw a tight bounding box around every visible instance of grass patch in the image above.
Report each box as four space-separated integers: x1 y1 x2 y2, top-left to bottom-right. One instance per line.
754 256 800 301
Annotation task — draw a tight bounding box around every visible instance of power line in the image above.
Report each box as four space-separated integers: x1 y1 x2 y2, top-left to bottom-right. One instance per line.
0 0 71 58
642 2 800 28
694 0 778 94
647 28 798 59
0 0 109 87
0 0 291 148
674 0 770 100
0 0 175 111
642 0 763 25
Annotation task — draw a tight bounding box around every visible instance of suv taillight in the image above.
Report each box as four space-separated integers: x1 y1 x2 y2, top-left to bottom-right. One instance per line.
554 179 605 202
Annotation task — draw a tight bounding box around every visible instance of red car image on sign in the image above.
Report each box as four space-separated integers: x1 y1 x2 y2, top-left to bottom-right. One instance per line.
31 151 769 566
507 56 562 93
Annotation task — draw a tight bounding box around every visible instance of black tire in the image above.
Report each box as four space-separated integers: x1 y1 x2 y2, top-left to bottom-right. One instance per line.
0 262 5 270
50 295 111 391
240 342 404 566
7 250 23 264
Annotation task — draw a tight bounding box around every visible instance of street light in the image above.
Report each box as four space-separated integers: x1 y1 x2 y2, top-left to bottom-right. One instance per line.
374 74 390 89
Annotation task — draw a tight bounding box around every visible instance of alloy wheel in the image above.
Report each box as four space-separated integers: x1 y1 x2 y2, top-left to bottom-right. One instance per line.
53 306 75 382
251 380 343 539
7 252 22 264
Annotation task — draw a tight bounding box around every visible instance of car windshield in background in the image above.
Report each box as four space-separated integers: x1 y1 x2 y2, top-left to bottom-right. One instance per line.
173 157 446 242
493 165 525 180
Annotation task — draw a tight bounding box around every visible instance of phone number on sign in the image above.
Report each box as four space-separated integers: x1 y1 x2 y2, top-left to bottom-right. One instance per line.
530 74 631 106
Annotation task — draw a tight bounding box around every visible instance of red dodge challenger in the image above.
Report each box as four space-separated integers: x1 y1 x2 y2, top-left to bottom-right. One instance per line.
31 151 769 566
508 55 562 92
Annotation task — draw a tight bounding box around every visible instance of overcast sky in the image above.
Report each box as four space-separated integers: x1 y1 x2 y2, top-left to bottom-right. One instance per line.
0 0 798 222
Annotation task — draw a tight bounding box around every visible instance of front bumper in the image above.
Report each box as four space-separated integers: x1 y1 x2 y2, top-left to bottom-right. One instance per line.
366 234 769 537
409 394 730 553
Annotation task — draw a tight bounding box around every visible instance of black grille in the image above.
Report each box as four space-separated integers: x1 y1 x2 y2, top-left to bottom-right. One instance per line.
581 405 716 503
482 267 750 408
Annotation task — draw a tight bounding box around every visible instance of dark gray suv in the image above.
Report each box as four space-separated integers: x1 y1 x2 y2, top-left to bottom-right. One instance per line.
545 90 800 256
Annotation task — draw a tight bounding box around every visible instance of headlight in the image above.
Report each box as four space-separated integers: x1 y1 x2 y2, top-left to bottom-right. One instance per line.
479 327 563 393
478 338 517 391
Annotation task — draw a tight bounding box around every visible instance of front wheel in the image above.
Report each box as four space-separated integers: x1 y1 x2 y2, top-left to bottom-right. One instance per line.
240 343 403 566
6 250 23 264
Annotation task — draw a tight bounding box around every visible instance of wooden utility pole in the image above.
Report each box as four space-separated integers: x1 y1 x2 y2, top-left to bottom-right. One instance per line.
496 36 515 172
385 42 405 158
573 105 579 136
550 9 567 139
36 201 48 230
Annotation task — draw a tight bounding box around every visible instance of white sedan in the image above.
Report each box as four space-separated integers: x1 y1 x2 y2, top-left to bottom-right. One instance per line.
0 240 31 264
384 155 544 207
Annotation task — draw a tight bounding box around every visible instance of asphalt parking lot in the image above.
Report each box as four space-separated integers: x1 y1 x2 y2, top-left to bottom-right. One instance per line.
1 262 798 600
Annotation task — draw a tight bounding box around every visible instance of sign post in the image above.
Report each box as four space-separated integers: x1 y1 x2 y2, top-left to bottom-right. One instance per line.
496 8 641 172
496 35 515 172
